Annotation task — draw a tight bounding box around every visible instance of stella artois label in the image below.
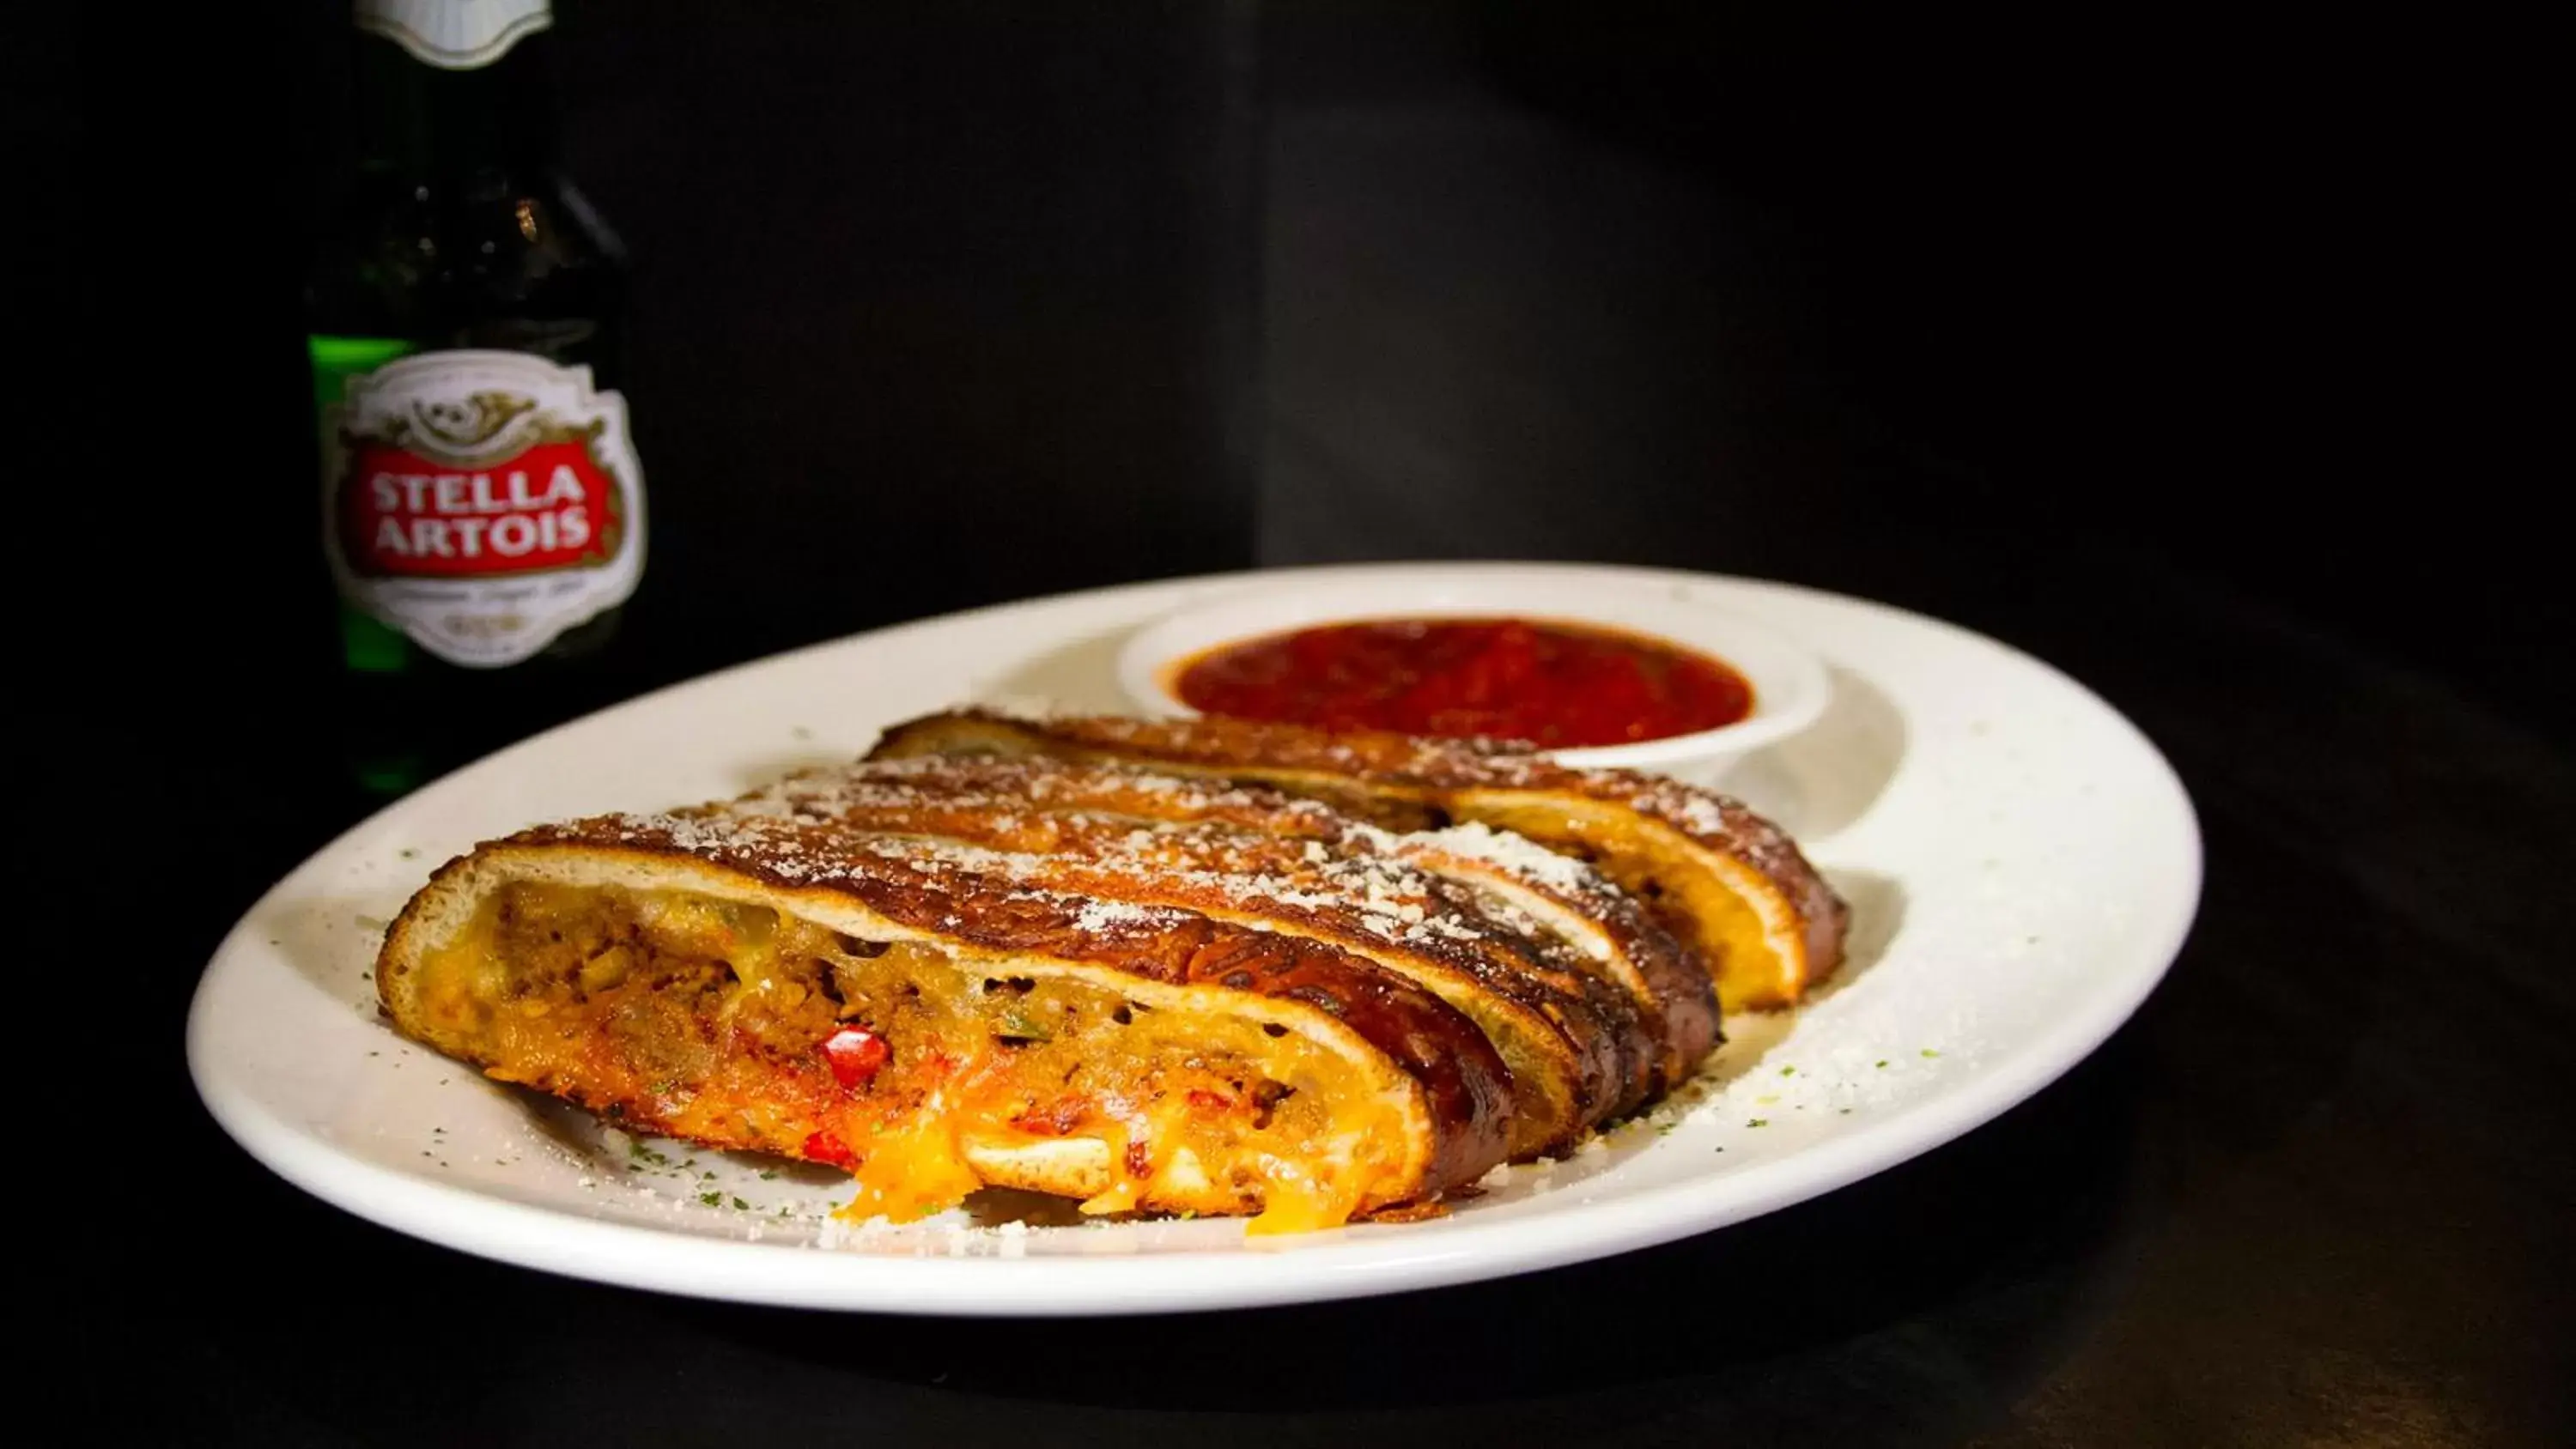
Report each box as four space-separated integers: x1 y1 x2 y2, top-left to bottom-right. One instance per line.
319 349 645 668
356 0 552 71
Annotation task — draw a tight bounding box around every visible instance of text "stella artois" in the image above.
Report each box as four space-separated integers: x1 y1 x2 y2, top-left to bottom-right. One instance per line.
318 349 646 668
344 431 618 576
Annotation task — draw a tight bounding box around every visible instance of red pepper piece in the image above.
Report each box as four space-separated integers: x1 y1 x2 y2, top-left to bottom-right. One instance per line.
802 1129 854 1167
822 1026 891 1089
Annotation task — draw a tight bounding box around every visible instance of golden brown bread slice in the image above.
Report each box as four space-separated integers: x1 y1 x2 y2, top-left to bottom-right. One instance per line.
376 807 1516 1233
868 710 1849 1011
727 761 1671 1155
751 754 1719 1100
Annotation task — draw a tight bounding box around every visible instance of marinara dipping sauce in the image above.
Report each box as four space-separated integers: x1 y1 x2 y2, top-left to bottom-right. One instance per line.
1170 616 1754 748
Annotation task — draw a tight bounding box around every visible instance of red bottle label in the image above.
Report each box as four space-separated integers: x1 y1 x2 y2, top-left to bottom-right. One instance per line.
341 435 623 578
316 349 646 668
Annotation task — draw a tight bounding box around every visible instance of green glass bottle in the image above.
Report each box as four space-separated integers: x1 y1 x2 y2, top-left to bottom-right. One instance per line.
307 0 646 794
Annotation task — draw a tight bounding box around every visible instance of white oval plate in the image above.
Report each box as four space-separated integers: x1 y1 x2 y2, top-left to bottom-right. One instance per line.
188 563 2200 1317
1112 572 1834 773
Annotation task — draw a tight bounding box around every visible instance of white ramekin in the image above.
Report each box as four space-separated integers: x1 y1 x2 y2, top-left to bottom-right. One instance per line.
1114 572 1830 778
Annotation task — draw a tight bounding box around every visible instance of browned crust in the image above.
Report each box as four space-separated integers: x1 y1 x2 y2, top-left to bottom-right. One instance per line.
733 773 1655 1138
869 709 1534 785
1390 827 1722 1087
1606 776 1850 1003
768 755 1719 1093
868 710 1848 1005
378 811 1516 1197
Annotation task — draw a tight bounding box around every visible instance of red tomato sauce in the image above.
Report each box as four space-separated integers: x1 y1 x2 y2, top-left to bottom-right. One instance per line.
1170 617 1754 748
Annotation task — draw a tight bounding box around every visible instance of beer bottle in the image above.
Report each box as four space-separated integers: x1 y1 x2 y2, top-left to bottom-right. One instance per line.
307 0 644 792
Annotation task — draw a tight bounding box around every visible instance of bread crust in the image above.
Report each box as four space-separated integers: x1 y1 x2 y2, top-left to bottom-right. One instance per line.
727 766 1657 1151
869 710 1848 1009
750 755 1720 1097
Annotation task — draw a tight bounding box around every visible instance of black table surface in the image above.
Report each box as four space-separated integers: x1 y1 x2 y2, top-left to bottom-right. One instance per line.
58 7 2570 1446
116 543 2571 1449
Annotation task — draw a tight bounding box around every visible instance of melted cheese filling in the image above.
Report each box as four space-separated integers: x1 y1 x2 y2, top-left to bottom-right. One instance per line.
411 882 1413 1232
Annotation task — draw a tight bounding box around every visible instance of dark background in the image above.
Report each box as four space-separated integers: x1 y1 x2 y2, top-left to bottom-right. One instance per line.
46 0 2564 737
32 3 2570 1445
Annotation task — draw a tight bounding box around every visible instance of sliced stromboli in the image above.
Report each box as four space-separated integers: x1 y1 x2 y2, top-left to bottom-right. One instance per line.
868 710 1850 1010
761 755 1720 1092
375 809 1515 1234
781 816 1647 1155
1363 821 1721 1088
1456 777 1849 1012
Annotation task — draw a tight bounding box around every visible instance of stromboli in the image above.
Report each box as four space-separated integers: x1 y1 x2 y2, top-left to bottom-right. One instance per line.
745 754 1719 1110
377 810 1513 1232
373 712 1844 1231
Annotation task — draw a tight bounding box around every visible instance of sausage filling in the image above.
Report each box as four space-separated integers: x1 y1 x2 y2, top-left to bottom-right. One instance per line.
409 882 1413 1231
